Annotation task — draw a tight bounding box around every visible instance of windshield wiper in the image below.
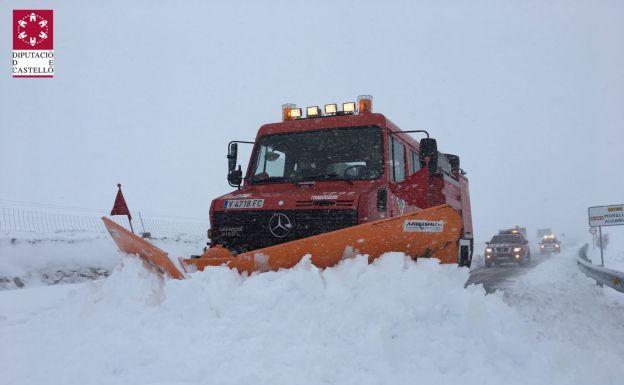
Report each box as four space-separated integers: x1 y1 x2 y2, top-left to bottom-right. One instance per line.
250 176 287 184
297 173 354 185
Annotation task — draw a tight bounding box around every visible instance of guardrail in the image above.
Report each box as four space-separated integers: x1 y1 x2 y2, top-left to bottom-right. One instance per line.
577 243 624 293
0 205 209 238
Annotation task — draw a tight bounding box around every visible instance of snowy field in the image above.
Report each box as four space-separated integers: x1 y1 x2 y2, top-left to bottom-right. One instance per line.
586 231 624 272
1 244 623 385
0 231 205 289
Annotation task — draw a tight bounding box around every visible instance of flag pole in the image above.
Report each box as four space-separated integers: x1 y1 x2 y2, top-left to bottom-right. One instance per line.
128 214 134 234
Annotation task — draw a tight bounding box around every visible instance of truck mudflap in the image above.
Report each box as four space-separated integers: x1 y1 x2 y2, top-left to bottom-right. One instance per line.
102 204 462 279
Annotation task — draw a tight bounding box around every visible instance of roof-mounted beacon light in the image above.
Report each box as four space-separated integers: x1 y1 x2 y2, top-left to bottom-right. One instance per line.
358 95 373 114
342 102 356 114
289 107 302 119
282 103 296 121
324 103 337 116
306 106 320 118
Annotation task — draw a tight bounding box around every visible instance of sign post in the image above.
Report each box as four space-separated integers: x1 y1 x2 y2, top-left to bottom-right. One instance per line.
589 227 597 251
598 226 604 266
588 204 624 268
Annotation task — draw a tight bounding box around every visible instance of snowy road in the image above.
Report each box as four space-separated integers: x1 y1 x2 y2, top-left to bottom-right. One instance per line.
466 250 552 293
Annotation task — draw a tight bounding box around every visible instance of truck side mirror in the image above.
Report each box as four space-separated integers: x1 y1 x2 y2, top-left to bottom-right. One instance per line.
227 143 238 172
419 138 438 174
228 165 243 187
445 153 460 172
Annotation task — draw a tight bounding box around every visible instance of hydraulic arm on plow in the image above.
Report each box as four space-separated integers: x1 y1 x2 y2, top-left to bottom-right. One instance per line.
103 96 474 279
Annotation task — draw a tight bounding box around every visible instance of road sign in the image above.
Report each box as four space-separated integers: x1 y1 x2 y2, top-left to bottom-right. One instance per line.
589 227 597 235
588 204 624 227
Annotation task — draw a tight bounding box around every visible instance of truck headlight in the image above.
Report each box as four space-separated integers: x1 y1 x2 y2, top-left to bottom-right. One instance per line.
513 247 522 252
486 248 492 253
555 244 559 248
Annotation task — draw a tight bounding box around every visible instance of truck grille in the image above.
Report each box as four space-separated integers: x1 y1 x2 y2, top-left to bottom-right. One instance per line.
496 247 510 253
295 199 354 208
211 209 358 253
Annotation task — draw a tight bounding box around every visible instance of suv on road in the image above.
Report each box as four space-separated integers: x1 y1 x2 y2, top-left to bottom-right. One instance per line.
539 235 561 254
484 231 531 267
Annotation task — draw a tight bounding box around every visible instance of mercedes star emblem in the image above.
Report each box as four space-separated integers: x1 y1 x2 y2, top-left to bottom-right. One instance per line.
269 213 291 238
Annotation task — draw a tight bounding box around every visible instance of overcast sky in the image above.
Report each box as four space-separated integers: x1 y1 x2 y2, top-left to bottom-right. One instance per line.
1 0 622 243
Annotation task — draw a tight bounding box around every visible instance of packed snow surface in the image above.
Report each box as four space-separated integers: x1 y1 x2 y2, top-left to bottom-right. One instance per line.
1 250 624 385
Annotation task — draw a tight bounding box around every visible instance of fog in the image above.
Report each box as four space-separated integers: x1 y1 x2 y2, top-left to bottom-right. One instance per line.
1 0 622 243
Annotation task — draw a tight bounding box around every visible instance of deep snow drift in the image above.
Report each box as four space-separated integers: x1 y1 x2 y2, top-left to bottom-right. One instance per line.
1 250 623 385
0 231 205 289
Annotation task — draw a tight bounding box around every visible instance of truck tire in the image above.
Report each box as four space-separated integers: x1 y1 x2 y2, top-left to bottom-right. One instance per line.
520 254 530 265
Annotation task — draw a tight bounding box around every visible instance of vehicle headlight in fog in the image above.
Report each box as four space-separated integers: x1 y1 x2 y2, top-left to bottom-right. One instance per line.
486 255 490 259
515 254 520 258
555 244 559 247
486 248 492 253
513 247 522 252
541 245 544 248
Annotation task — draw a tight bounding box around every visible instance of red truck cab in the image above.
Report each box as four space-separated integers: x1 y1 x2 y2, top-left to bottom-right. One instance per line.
208 96 474 266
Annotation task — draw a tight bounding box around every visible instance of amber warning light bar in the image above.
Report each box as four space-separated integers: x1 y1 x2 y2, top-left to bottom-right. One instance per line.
282 95 373 121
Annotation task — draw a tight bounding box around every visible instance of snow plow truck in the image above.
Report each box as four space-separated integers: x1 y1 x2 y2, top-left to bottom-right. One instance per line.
103 95 474 279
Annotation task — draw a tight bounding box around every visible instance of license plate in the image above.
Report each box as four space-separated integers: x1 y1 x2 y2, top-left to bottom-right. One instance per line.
223 199 264 209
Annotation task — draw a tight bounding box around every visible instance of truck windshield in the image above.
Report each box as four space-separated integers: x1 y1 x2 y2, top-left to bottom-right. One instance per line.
491 235 523 244
250 126 383 183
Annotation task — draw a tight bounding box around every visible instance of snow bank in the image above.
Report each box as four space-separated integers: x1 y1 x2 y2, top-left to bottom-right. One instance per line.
507 252 624 384
2 250 623 385
0 231 205 289
586 230 624 272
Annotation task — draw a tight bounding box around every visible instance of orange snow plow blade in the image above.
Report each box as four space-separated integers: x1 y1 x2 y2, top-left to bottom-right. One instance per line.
102 217 185 279
103 204 462 279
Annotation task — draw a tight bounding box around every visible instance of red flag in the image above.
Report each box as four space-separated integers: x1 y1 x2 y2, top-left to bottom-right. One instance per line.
110 183 132 220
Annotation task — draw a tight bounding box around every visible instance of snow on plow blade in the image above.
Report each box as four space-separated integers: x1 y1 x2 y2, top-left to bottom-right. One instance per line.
103 204 462 279
102 217 185 279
